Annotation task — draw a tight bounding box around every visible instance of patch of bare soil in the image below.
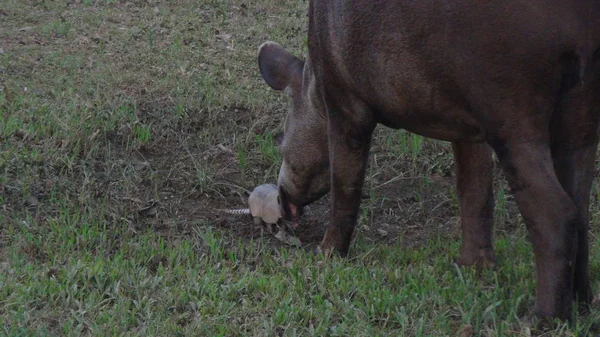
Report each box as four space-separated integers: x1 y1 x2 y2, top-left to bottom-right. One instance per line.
95 105 524 255
107 130 474 252
2 104 519 254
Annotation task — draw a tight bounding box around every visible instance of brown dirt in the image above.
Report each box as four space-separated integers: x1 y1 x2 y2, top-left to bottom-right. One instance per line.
89 109 520 253
1 100 520 255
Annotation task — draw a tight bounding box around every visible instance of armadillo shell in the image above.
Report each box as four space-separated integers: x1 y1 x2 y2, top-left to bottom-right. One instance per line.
248 183 280 224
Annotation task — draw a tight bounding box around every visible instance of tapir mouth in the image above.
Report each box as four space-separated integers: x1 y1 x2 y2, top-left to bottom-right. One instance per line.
278 185 304 222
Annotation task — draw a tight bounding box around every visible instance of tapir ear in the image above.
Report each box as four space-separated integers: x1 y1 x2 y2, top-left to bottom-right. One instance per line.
258 41 304 95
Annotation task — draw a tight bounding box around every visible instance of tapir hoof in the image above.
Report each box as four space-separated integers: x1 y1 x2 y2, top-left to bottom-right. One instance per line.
317 226 353 257
315 243 338 258
306 244 334 258
521 307 572 335
457 248 497 269
318 239 350 258
521 312 560 332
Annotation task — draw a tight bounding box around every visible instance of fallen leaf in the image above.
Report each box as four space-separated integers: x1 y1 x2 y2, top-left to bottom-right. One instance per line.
274 229 301 247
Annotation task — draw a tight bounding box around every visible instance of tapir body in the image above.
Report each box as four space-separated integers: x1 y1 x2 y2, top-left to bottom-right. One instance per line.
258 0 600 320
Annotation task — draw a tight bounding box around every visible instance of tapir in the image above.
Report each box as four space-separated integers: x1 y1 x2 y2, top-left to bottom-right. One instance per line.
257 0 600 320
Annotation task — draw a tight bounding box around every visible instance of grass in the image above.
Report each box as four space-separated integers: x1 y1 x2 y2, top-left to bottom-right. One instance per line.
0 0 598 336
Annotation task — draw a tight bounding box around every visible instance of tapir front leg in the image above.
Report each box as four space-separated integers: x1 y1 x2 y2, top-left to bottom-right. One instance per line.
452 142 496 268
319 103 376 257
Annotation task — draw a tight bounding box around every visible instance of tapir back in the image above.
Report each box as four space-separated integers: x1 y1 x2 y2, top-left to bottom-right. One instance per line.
307 0 600 142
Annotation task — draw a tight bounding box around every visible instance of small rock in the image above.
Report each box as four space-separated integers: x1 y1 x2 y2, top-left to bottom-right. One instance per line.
0 48 4 54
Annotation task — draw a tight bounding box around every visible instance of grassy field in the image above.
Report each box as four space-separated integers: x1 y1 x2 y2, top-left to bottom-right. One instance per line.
0 1 599 336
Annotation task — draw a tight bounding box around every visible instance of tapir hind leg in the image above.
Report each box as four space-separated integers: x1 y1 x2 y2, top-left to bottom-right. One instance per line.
550 76 600 307
492 138 579 320
452 142 496 268
552 143 596 307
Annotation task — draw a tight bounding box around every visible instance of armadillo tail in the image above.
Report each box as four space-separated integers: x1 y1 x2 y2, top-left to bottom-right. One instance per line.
218 208 251 215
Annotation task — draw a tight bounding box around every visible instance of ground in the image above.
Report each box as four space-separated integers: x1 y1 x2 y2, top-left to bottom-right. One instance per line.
0 1 599 336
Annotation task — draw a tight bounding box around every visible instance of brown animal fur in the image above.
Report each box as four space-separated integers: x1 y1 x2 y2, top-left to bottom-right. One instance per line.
258 0 600 321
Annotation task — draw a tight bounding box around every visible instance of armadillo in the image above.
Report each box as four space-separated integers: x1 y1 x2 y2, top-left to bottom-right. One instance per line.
219 183 281 227
219 184 301 246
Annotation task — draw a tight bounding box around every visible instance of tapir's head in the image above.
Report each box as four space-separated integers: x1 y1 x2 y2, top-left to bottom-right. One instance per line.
258 41 330 222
